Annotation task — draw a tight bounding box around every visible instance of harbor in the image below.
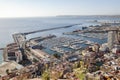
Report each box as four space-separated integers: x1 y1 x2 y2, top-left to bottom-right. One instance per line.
0 0 120 79
0 18 120 80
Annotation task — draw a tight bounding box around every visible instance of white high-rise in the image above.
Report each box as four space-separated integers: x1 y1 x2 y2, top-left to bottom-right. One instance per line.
108 31 115 49
108 30 119 49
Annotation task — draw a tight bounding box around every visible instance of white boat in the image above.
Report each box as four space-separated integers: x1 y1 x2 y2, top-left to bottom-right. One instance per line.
85 40 94 45
70 44 82 50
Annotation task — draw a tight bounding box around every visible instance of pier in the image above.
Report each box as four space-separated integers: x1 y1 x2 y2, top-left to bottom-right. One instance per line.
23 24 81 35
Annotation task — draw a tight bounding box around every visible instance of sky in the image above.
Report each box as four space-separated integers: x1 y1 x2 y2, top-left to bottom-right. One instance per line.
0 0 120 18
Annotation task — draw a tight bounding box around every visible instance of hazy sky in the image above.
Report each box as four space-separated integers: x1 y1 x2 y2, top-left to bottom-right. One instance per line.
0 0 120 18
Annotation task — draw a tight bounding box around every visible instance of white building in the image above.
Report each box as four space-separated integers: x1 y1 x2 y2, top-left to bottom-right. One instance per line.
108 31 116 49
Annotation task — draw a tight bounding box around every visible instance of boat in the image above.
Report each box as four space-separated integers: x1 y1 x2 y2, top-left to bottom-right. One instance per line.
85 40 94 45
69 44 82 50
50 47 65 54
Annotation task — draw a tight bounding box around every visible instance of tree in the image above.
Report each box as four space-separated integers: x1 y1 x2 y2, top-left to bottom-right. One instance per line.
50 70 63 80
53 53 60 59
6 69 10 75
74 68 87 80
33 58 38 63
42 70 50 80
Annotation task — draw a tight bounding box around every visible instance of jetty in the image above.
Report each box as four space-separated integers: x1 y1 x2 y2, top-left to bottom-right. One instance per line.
23 24 81 35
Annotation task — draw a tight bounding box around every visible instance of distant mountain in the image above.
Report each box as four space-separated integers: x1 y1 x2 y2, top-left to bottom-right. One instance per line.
56 15 120 18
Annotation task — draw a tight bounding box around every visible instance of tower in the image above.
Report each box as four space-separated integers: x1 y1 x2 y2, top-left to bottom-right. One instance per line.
107 28 120 50
108 31 115 49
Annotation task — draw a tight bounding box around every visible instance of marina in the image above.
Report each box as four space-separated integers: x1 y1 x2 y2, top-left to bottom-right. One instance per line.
39 36 94 54
0 16 120 80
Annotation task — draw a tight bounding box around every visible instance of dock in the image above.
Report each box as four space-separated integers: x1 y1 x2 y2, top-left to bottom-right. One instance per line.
28 39 51 59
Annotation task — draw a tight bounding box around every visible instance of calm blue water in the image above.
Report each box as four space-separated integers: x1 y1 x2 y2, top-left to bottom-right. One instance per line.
0 16 120 63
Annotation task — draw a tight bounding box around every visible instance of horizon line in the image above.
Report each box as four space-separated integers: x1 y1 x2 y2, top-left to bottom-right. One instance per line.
0 14 120 19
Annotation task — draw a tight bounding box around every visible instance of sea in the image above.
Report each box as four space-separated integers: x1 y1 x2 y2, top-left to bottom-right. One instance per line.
0 16 120 64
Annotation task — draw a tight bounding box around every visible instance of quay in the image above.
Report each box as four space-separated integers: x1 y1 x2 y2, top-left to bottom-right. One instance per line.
29 34 56 43
30 48 50 59
28 39 51 59
64 28 120 35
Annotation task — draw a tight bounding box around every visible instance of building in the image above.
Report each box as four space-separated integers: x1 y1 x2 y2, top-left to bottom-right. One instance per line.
6 43 23 63
112 44 120 55
107 27 120 49
100 43 109 52
92 44 100 53
108 31 116 49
